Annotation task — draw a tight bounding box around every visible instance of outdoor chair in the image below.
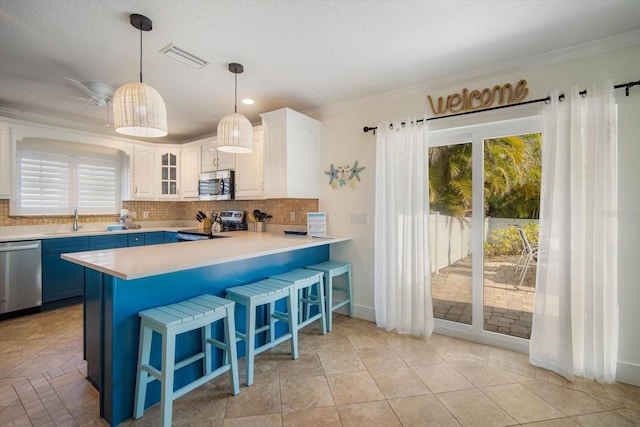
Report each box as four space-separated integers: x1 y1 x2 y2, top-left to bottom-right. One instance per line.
514 225 538 287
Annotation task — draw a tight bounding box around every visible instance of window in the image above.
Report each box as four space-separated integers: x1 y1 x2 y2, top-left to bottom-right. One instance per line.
14 139 122 216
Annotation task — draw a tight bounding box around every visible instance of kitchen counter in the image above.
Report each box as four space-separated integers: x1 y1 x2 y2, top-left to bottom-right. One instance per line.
0 224 188 242
62 231 350 280
64 231 350 426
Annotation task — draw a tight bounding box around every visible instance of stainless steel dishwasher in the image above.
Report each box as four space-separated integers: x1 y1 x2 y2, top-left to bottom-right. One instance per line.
0 240 42 314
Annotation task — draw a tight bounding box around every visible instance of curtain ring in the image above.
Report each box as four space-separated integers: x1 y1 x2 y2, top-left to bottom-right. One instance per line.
559 93 565 102
544 97 551 104
580 90 587 98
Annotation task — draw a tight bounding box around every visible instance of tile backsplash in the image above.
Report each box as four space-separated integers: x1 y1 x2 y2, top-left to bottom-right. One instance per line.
0 198 318 227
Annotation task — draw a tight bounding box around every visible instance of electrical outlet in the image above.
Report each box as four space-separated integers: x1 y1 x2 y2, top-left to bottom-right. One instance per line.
290 212 296 221
143 211 149 219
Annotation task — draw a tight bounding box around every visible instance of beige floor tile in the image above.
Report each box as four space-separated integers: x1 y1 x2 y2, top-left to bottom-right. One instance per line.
346 332 388 349
356 346 407 371
225 380 281 418
411 363 474 393
282 406 342 426
388 394 461 426
298 333 354 353
369 367 431 399
573 410 637 426
280 375 334 413
437 388 517 427
318 350 365 374
521 417 579 426
326 371 384 405
222 413 282 427
522 380 610 416
337 400 401 426
277 353 324 379
482 383 564 423
392 344 445 366
449 359 518 387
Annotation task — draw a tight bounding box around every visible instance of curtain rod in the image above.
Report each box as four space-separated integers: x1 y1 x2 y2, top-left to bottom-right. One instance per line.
362 79 640 134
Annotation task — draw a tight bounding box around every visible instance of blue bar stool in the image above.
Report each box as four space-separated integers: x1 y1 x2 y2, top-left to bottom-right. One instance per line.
269 269 327 335
134 294 239 427
225 278 298 386
305 261 352 332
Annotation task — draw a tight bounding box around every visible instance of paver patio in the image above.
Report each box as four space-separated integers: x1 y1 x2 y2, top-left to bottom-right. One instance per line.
431 255 536 339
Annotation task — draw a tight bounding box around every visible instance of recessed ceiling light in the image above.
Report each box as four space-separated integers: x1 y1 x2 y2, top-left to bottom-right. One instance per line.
241 98 255 105
159 43 209 69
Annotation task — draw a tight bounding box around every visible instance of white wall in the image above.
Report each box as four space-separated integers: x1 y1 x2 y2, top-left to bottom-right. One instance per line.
315 37 640 386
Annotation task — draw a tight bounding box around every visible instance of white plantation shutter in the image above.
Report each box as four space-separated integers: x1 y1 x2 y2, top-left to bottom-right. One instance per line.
77 157 118 213
17 151 70 214
16 146 121 216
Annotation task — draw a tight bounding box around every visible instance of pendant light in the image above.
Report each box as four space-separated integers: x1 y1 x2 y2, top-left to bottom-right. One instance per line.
113 14 168 138
217 63 252 153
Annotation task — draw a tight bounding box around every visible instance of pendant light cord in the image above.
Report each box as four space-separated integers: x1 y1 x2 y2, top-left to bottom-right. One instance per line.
234 72 238 113
139 29 143 83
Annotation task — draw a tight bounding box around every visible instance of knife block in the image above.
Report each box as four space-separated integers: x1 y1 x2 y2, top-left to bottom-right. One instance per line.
199 218 212 231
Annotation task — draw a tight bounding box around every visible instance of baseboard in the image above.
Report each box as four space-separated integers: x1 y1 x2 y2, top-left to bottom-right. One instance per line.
350 304 375 322
616 361 640 386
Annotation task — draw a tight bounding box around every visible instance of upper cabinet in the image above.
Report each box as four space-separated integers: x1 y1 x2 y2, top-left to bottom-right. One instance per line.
260 108 322 199
201 137 236 172
0 123 11 198
180 144 201 199
235 126 264 199
158 149 180 199
132 145 155 199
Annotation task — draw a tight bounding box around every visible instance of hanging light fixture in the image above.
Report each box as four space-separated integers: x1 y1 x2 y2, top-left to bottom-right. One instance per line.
217 63 252 153
113 14 168 138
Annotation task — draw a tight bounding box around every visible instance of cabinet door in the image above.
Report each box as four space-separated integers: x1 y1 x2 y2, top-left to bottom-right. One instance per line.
0 124 11 198
262 115 288 198
202 138 235 172
158 149 180 198
236 127 264 199
144 231 165 245
127 233 144 247
164 231 179 243
181 144 201 198
42 254 84 302
88 234 128 250
133 145 155 199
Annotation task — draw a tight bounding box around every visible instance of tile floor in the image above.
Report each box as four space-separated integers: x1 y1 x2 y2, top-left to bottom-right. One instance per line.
1 304 639 426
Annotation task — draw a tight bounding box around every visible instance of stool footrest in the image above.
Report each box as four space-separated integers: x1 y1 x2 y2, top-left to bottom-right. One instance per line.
173 364 234 401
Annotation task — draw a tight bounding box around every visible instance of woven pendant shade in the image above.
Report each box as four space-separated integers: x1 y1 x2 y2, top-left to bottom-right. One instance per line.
217 112 253 153
113 82 168 137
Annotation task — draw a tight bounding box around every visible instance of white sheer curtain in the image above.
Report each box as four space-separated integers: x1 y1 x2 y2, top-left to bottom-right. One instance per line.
530 81 619 382
374 117 434 336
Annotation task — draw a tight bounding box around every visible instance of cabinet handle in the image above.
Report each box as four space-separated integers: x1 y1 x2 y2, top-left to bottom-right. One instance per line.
135 186 138 195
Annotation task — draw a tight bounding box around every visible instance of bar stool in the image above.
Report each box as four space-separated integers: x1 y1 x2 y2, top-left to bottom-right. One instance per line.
305 261 352 332
134 294 239 427
225 278 298 386
269 269 327 335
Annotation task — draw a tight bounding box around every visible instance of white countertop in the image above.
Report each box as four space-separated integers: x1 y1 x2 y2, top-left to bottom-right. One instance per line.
0 224 190 242
61 231 350 280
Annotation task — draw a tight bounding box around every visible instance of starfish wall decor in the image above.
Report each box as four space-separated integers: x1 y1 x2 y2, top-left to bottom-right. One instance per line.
324 160 365 189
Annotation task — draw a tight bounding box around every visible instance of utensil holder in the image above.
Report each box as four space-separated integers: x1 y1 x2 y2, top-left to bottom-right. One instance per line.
199 218 212 230
253 222 264 233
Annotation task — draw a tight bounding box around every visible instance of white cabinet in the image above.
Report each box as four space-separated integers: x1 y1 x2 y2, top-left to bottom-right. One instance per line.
132 145 155 199
158 149 180 199
235 126 264 199
201 137 235 172
0 124 11 198
260 108 322 199
181 144 201 199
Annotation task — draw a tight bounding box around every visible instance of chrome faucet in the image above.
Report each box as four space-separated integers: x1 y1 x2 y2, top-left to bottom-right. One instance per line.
73 206 79 231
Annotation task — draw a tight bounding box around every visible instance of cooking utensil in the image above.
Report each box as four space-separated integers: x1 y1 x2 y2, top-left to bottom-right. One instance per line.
198 210 207 219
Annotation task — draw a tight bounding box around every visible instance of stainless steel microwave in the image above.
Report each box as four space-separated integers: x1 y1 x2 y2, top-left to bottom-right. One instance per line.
198 170 235 200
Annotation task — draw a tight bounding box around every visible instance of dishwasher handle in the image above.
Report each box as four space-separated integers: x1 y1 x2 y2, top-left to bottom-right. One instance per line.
0 242 41 252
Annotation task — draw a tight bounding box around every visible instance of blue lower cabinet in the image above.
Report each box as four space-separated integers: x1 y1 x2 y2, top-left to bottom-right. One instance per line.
164 231 179 243
127 233 144 247
42 237 89 304
143 231 165 245
88 234 128 250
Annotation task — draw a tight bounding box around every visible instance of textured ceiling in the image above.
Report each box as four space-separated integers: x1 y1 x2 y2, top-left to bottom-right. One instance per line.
1 0 640 143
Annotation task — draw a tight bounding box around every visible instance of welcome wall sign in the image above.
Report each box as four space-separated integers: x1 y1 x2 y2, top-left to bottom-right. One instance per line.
427 79 529 116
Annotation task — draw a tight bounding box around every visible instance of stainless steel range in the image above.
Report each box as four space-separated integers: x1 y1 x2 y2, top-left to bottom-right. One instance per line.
176 210 247 241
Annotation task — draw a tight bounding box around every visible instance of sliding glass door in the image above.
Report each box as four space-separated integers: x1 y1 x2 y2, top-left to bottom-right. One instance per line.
430 117 541 352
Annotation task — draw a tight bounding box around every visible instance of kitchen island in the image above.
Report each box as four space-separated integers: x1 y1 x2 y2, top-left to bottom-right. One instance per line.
62 231 350 426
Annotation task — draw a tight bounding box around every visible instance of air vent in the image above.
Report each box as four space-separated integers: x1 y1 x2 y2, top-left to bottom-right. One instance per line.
159 43 209 69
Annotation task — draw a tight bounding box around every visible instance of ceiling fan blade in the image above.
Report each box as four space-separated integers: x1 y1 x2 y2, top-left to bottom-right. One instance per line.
64 76 99 100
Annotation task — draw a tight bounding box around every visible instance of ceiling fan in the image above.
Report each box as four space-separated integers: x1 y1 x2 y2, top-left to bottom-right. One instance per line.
63 77 114 107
